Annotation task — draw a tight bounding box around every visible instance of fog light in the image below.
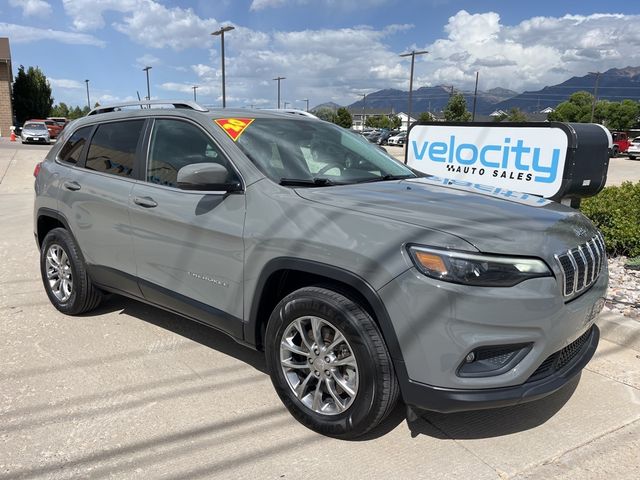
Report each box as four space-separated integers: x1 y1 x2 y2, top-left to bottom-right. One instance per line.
458 343 532 378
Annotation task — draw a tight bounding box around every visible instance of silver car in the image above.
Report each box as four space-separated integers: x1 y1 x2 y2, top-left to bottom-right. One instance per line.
21 121 51 144
33 100 607 438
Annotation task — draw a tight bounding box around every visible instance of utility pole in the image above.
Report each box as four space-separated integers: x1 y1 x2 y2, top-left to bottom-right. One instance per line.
84 79 90 109
590 71 601 123
212 25 235 108
142 66 152 102
399 50 428 132
273 76 285 109
192 85 198 102
471 71 479 122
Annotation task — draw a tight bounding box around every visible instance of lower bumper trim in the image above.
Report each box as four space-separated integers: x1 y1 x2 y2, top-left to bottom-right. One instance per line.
402 324 599 413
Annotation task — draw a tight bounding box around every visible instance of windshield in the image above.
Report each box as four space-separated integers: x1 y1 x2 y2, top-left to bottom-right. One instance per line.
234 118 416 185
24 123 47 131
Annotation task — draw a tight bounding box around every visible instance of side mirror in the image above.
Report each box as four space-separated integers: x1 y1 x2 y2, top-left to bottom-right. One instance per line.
177 163 241 192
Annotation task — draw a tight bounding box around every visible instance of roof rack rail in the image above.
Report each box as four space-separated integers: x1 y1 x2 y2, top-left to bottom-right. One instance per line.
87 100 209 116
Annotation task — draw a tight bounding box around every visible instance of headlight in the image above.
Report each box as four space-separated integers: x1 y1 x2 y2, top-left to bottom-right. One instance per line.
407 245 552 287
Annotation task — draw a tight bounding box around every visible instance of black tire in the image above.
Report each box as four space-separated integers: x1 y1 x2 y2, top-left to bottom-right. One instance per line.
611 146 619 157
40 228 102 315
629 155 636 160
265 286 399 439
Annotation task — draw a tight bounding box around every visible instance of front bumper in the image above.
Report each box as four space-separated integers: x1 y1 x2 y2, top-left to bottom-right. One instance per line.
378 265 607 411
402 324 598 412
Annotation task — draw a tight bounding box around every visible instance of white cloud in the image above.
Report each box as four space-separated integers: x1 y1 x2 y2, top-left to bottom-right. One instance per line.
49 78 84 89
250 0 388 12
63 0 220 50
419 11 640 92
135 54 161 68
0 23 105 46
9 0 52 17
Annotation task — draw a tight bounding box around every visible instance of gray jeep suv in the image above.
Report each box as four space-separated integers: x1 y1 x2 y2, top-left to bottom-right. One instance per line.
34 101 607 438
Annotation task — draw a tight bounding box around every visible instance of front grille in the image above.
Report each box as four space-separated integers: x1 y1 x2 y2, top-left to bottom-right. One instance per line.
526 326 594 383
555 233 606 298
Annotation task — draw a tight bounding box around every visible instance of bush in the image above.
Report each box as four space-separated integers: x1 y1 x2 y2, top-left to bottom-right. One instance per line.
580 181 640 257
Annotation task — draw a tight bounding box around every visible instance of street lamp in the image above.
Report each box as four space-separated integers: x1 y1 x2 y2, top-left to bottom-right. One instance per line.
192 85 199 102
589 71 601 123
284 101 290 109
399 49 428 133
211 25 235 108
361 93 366 130
298 98 309 112
273 76 285 109
84 79 90 109
142 66 152 101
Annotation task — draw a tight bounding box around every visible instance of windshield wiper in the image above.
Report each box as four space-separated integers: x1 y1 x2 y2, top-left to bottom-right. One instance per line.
279 177 338 187
354 174 416 184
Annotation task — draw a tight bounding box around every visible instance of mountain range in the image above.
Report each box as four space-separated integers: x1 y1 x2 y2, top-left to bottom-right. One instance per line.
312 66 640 116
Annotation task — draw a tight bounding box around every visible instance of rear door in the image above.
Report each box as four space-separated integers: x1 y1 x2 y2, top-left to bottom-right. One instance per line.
129 117 246 336
56 119 146 293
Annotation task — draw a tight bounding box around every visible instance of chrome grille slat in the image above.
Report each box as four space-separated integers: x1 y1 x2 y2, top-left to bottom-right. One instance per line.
556 234 605 299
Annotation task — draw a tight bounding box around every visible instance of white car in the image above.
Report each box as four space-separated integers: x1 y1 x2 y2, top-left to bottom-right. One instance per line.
387 131 407 146
627 137 640 160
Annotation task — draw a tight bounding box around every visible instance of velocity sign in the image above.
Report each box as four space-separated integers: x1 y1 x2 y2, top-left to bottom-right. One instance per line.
406 124 569 199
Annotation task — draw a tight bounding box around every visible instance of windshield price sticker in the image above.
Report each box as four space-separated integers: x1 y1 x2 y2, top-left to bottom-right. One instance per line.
214 118 254 141
407 125 569 198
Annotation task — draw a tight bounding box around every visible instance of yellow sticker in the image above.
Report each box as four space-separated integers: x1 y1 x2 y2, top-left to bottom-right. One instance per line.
214 118 254 141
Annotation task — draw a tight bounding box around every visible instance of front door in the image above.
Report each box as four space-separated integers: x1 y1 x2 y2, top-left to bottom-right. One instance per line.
129 118 246 337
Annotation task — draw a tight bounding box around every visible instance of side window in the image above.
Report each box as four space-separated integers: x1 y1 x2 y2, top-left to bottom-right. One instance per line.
58 126 92 165
85 120 145 178
147 119 238 188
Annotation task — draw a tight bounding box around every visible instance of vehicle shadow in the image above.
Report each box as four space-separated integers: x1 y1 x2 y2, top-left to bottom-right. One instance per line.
89 295 268 374
408 374 580 440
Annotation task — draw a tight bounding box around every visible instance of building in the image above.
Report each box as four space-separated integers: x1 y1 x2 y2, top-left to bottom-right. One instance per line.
0 38 13 138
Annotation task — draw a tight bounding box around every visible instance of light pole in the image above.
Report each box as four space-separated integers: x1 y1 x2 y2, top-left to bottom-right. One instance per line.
211 25 235 108
361 93 366 130
142 66 152 101
399 49 428 132
192 85 198 102
284 101 290 109
84 79 90 109
472 71 479 122
590 71 601 123
299 98 309 112
273 76 285 109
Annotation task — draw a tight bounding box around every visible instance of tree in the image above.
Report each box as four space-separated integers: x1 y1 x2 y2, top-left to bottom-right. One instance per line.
389 114 402 129
418 112 434 122
12 65 54 123
365 115 392 129
507 108 527 122
334 107 353 128
50 102 70 118
314 108 336 123
443 93 471 122
605 100 640 131
546 91 610 124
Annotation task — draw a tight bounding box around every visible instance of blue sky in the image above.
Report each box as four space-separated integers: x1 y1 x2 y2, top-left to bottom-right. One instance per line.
1 0 639 109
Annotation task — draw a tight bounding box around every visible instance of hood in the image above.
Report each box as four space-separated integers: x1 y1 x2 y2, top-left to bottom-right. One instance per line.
295 177 598 260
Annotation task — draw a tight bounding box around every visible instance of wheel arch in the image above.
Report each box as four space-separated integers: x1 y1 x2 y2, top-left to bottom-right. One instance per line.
36 208 74 248
246 258 410 383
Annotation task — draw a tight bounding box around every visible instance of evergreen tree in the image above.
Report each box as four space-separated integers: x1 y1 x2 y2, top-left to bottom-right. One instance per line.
443 93 471 122
13 65 54 123
334 107 353 128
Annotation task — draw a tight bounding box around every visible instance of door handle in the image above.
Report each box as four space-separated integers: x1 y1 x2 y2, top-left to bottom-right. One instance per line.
63 181 81 191
133 196 158 208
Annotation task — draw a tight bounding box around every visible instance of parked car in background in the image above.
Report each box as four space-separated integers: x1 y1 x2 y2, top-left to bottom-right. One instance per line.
375 130 394 145
48 117 69 131
28 119 63 139
21 121 50 144
627 137 640 160
387 131 407 146
611 131 631 157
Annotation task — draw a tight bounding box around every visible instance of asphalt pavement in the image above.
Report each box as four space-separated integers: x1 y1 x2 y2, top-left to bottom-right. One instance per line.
1 141 639 479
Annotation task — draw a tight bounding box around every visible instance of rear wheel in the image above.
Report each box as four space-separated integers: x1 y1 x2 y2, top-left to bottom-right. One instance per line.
265 286 399 439
40 228 102 315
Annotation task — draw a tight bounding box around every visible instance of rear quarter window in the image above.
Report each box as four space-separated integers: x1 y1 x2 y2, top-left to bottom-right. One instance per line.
85 120 145 178
58 126 93 165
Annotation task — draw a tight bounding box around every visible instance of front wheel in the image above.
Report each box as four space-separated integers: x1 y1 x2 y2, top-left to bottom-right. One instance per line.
265 286 399 439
